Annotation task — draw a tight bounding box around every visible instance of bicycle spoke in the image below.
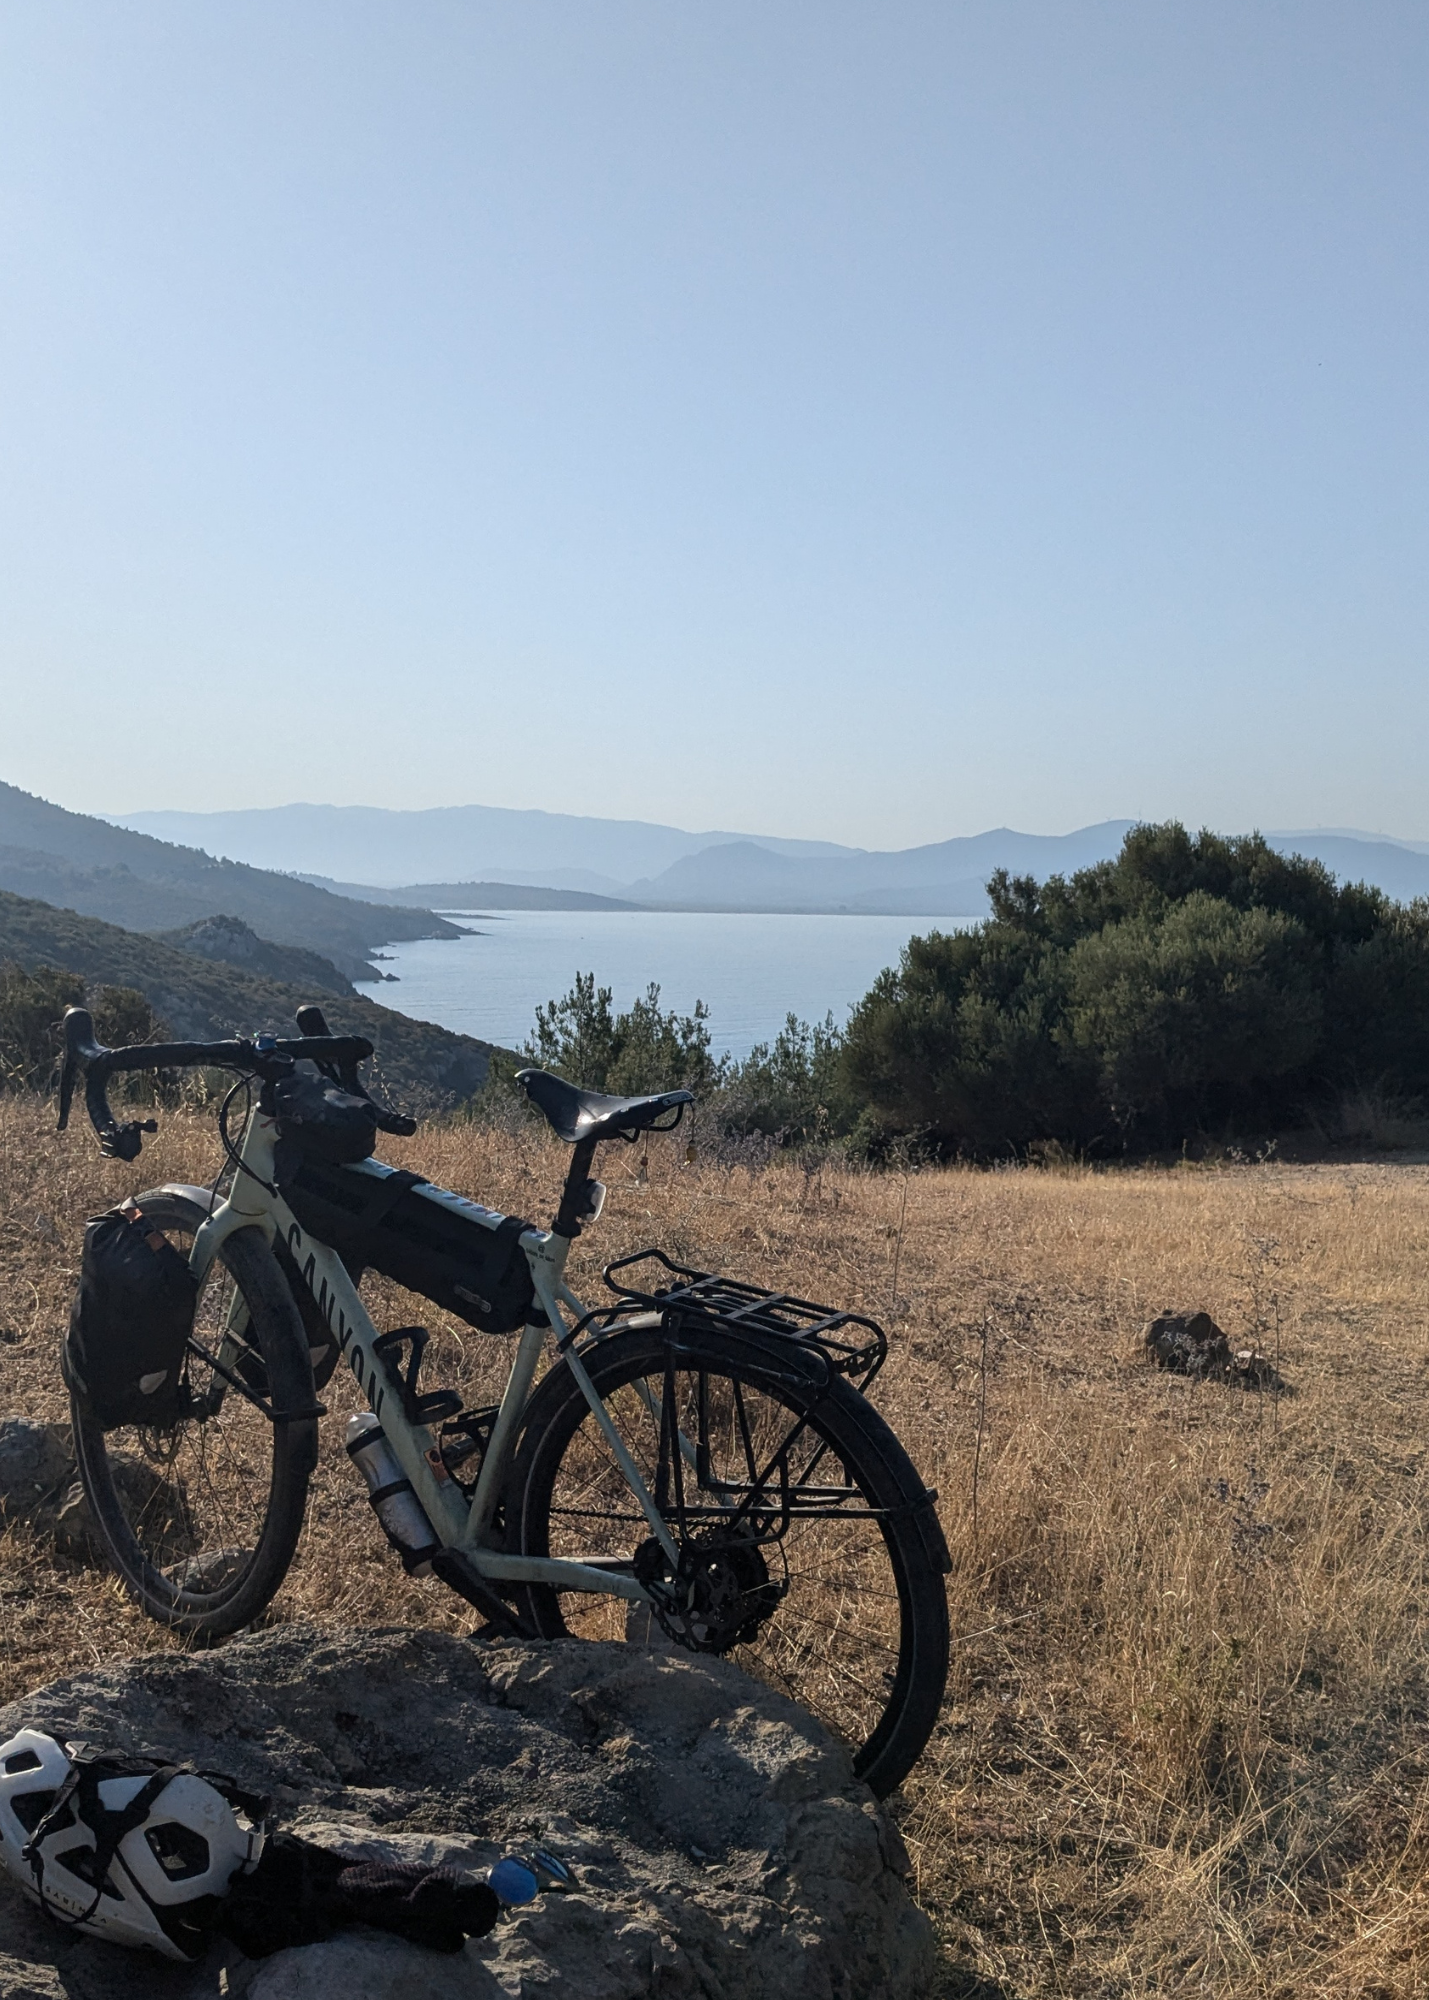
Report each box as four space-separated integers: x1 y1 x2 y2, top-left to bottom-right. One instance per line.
534 1355 914 1761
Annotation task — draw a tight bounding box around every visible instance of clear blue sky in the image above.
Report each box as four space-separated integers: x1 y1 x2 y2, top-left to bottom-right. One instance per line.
2 3 1426 848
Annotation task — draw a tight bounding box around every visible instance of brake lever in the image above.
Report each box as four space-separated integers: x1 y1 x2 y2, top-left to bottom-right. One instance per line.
58 1007 106 1135
57 1052 77 1133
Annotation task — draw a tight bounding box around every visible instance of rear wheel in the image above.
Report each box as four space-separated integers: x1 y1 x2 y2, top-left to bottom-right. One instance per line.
509 1325 950 1796
70 1191 318 1638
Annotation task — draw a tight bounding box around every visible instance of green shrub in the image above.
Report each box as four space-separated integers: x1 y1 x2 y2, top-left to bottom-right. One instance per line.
0 963 86 1089
716 1012 846 1144
524 972 723 1096
839 824 1429 1155
0 964 166 1095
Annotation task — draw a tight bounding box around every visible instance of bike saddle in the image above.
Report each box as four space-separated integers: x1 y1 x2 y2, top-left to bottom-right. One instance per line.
514 1068 693 1144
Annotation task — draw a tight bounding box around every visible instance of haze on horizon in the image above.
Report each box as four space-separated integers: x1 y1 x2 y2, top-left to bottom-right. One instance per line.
2 4 1427 848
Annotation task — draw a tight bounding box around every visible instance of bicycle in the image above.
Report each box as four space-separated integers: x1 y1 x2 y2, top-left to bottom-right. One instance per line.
56 1002 951 1797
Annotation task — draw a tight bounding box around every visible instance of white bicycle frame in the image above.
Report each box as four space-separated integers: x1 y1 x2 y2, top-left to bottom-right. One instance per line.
167 1103 682 1606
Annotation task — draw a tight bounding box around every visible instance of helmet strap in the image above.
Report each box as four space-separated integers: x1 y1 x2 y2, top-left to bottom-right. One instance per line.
22 1746 182 1930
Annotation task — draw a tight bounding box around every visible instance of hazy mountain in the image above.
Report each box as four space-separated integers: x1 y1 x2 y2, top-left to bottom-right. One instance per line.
102 795 1429 916
631 823 1140 912
0 783 464 981
1275 827 1429 857
1263 834 1429 903
113 801 857 888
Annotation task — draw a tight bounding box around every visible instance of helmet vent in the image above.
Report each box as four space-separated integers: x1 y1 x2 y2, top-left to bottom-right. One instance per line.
10 1789 59 1834
145 1822 211 1880
3 1750 42 1774
54 1842 108 1890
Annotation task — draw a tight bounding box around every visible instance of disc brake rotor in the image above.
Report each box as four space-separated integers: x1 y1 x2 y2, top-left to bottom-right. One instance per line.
633 1528 786 1653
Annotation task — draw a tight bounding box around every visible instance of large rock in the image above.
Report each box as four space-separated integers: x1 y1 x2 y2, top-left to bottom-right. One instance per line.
0 1625 936 2000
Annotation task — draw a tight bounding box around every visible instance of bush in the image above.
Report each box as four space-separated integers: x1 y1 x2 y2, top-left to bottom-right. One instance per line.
0 964 167 1095
519 979 849 1154
524 972 724 1096
1065 894 1323 1131
715 1013 846 1144
0 963 86 1090
839 824 1429 1156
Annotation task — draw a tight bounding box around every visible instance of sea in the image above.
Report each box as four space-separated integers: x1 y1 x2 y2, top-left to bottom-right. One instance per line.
366 909 953 1059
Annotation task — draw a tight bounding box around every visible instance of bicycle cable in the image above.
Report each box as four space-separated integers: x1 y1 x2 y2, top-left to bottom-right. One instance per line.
217 1073 277 1196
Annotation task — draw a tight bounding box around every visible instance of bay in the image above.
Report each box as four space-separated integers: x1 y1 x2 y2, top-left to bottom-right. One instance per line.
368 909 950 1059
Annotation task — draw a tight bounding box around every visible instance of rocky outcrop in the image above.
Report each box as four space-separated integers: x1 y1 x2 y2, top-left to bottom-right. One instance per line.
158 914 358 997
0 1624 936 1999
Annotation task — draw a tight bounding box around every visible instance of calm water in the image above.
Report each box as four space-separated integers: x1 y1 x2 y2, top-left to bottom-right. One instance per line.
368 910 947 1058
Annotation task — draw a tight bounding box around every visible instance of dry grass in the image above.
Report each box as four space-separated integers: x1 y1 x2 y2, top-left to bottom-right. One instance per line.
1 1093 1427 1996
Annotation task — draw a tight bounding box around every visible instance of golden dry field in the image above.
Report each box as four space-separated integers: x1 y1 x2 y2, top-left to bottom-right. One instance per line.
1 1092 1426 1997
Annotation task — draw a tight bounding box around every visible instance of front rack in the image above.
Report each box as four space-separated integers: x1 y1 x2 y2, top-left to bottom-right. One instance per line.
600 1248 888 1393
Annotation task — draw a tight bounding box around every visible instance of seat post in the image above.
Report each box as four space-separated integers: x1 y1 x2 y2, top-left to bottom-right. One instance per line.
552 1137 599 1240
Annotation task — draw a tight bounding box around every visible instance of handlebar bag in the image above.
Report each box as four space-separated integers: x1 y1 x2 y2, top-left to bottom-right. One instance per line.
271 1075 378 1165
274 1145 537 1335
63 1210 199 1430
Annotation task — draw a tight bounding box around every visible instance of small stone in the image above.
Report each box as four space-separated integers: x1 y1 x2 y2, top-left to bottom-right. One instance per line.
50 1456 180 1561
1143 1313 1288 1391
0 1418 74 1520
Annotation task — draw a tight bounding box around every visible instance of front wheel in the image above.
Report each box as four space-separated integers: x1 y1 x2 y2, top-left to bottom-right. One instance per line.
508 1324 950 1796
70 1191 318 1639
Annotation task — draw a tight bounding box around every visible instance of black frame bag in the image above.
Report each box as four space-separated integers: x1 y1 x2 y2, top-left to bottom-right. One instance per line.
273 1147 537 1336
64 1211 199 1430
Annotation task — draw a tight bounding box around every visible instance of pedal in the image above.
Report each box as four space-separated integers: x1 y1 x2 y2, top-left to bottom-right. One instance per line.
371 1327 464 1428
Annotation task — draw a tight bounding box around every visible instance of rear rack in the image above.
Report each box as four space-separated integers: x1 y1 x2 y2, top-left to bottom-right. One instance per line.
600 1247 888 1392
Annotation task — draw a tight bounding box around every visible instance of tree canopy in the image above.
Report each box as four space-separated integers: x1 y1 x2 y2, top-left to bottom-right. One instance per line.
840 824 1429 1154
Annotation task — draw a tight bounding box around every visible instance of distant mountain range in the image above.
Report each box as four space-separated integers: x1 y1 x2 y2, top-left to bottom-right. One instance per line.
115 802 850 896
114 802 1429 916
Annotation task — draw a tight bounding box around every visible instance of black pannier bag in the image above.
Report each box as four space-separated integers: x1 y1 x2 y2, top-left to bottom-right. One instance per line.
271 1074 377 1164
273 1145 538 1335
63 1210 199 1430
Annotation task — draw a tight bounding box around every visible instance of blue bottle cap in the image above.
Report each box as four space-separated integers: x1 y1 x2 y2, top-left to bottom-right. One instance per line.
487 1857 539 1905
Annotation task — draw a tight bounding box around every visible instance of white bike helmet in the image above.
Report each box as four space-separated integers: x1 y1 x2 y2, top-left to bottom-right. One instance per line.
0 1727 268 1961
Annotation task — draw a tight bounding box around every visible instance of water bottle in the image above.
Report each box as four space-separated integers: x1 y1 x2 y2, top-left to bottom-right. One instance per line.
345 1413 441 1576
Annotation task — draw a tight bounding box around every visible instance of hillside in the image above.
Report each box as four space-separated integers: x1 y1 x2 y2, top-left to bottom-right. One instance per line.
630 822 1140 913
0 785 466 982
306 878 638 911
155 915 356 997
0 890 498 1108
